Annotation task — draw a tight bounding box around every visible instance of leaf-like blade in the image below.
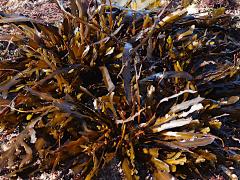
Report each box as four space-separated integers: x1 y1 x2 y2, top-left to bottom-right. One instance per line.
152 117 192 133
99 66 115 93
170 96 204 113
172 136 216 148
121 43 133 104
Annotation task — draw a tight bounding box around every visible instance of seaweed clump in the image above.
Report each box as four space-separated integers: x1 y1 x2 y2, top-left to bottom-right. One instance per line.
0 0 239 179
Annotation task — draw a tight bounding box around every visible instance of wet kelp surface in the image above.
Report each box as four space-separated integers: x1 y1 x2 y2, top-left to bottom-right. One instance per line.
0 0 239 179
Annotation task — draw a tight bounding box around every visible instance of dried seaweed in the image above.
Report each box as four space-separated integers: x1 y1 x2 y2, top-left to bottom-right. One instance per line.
0 0 239 179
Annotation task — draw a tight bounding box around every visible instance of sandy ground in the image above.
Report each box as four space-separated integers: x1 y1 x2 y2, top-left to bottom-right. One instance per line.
0 0 63 23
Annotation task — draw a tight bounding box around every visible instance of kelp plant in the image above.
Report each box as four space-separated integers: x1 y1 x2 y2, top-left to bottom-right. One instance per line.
0 0 239 179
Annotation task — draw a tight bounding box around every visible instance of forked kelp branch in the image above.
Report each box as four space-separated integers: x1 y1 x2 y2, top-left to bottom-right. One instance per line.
0 0 239 179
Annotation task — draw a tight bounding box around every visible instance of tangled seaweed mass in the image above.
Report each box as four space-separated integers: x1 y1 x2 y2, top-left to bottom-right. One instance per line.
0 0 239 179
